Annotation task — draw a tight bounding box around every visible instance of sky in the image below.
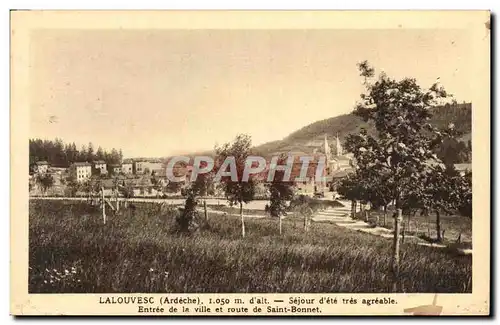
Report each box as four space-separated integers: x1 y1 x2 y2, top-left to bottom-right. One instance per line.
29 29 473 158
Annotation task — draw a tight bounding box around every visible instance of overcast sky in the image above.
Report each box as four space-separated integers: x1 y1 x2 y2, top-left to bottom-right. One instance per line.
29 29 473 158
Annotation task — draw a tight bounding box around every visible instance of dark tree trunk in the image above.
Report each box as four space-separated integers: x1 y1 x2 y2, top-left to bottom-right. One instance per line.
383 205 387 227
436 210 442 242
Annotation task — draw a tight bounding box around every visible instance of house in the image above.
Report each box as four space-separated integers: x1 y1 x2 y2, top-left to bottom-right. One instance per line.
69 162 92 183
134 160 165 175
121 160 133 174
34 161 49 174
133 161 147 174
93 160 107 175
109 163 122 175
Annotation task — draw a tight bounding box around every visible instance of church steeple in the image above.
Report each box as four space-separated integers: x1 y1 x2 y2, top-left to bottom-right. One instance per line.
324 134 331 160
336 133 343 156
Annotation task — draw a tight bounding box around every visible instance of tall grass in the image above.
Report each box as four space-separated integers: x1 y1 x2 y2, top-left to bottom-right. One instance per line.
29 201 472 293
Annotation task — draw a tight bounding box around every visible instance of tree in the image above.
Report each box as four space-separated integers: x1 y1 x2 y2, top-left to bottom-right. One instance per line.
337 172 367 219
165 180 183 194
96 146 105 161
87 142 95 162
421 164 470 241
289 195 314 232
266 154 295 235
176 189 201 234
190 164 215 223
458 170 472 218
35 173 54 196
118 180 134 198
344 60 455 291
64 177 80 197
215 134 257 238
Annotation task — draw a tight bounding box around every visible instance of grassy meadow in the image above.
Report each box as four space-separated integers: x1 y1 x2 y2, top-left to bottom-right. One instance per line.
29 200 472 293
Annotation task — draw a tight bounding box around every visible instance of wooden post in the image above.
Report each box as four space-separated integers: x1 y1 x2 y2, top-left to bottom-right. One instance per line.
102 187 106 225
392 208 402 292
203 200 208 222
240 202 245 238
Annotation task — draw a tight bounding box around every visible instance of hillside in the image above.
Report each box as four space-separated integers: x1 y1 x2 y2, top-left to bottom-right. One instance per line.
253 103 472 157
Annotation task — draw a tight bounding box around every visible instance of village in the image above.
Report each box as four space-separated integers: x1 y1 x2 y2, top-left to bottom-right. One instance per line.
29 132 471 202
29 134 359 199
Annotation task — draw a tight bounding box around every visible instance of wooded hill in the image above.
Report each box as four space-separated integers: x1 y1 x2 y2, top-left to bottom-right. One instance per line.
253 102 472 164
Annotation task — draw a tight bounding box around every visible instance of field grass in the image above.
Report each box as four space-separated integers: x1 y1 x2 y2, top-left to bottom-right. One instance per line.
206 204 267 216
29 200 472 293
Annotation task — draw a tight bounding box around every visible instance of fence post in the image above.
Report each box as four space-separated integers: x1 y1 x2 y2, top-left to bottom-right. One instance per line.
392 208 402 292
102 187 106 225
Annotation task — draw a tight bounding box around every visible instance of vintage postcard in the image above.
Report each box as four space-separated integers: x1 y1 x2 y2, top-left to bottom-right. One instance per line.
11 10 490 316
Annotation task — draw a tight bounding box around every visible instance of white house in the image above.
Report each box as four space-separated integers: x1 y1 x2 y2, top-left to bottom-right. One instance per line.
70 162 92 183
34 161 49 174
121 161 133 174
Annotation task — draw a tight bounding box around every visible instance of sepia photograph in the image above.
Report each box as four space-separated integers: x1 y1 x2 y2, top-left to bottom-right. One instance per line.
10 10 490 315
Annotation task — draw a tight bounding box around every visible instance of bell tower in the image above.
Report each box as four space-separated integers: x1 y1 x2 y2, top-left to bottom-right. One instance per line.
324 134 331 160
336 133 343 156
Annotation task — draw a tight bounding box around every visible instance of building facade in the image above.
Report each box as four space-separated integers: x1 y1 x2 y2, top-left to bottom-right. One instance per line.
134 160 164 175
121 162 133 174
109 164 122 175
93 160 107 175
34 161 49 174
70 162 92 183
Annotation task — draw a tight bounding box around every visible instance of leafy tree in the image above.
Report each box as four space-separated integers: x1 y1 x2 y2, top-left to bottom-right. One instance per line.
346 60 457 211
342 61 459 290
266 154 295 235
118 180 134 198
87 142 95 162
64 177 80 197
215 134 257 238
176 189 201 234
165 180 183 194
289 195 314 232
458 170 472 218
96 146 105 161
421 164 470 241
337 172 366 218
35 173 54 196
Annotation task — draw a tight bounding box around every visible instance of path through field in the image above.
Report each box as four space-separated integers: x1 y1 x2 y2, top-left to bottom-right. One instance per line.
313 200 473 255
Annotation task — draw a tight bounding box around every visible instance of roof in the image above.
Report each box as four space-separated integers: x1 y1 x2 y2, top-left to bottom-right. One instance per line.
35 161 49 165
109 163 121 167
122 161 133 165
454 163 472 171
93 160 106 164
331 169 352 179
73 162 92 167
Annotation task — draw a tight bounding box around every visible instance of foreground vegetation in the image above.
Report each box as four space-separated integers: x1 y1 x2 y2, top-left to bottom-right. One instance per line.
29 201 471 293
